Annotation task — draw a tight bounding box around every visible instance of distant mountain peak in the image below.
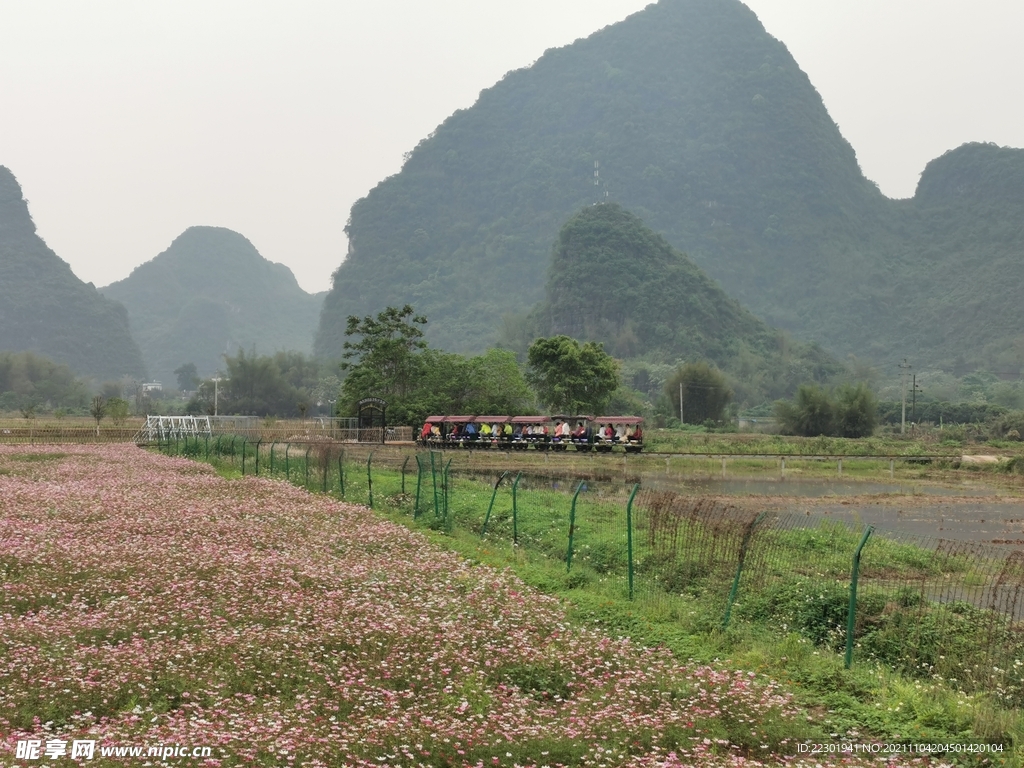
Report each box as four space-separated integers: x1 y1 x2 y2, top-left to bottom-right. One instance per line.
101 226 323 384
0 165 145 380
0 166 37 238
315 0 881 358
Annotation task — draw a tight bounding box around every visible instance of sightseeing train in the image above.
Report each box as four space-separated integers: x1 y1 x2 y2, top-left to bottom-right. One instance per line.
418 414 644 453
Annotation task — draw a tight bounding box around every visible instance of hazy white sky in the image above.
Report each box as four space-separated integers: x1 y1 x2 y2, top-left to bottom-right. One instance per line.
1 0 1021 294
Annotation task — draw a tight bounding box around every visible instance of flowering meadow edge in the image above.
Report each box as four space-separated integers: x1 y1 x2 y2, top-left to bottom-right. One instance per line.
0 445 948 767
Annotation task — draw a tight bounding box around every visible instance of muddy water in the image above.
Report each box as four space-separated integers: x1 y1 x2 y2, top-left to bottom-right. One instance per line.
479 469 1024 547
644 476 996 498
635 476 1023 545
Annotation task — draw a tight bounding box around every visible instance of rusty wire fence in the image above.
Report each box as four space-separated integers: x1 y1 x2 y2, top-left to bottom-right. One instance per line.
632 491 1024 705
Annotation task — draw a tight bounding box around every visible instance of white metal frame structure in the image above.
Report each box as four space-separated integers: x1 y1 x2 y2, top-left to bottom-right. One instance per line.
135 415 212 443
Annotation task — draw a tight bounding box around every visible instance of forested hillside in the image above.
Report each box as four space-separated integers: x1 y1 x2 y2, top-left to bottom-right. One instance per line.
315 0 1024 374
316 0 890 359
880 144 1024 372
0 166 145 381
102 227 324 387
530 203 840 403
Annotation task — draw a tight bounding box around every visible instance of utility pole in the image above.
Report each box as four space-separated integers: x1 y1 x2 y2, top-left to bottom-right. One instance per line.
912 374 917 423
898 360 911 434
212 376 222 417
679 381 684 426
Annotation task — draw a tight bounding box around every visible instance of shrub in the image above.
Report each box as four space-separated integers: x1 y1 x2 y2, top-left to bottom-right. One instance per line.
775 382 876 437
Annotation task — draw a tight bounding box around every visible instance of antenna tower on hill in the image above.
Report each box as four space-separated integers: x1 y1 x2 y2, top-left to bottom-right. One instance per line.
594 161 609 204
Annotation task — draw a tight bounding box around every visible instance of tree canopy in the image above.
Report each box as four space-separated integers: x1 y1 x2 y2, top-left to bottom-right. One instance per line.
0 350 90 413
665 362 732 425
526 335 619 416
774 382 877 438
185 350 324 417
338 307 536 427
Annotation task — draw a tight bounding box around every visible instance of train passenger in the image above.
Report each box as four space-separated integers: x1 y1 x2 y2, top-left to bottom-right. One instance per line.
629 425 643 442
480 422 492 437
503 422 513 438
572 422 586 440
420 423 432 441
615 424 626 441
449 424 461 440
464 422 477 438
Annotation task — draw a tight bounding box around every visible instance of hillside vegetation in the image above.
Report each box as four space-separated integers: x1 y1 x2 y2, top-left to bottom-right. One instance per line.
316 0 1024 374
526 204 839 404
315 0 888 359
0 167 145 381
102 227 324 387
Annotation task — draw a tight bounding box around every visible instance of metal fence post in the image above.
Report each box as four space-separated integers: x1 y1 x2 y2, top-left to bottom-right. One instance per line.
481 471 509 535
401 455 410 495
414 455 423 518
322 450 328 493
270 443 275 474
304 445 312 488
845 527 874 669
722 512 768 629
626 483 640 600
442 458 453 523
367 452 374 509
285 443 290 481
229 436 236 464
205 434 209 461
566 480 584 572
254 440 262 475
338 451 345 498
241 439 248 475
430 452 440 518
511 472 522 545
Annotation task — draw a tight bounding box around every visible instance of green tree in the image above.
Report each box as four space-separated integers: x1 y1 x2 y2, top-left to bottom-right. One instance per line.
775 384 836 437
775 382 877 438
273 351 322 394
526 336 619 415
222 350 300 416
90 396 106 435
665 362 732 425
341 305 427 398
0 351 88 412
465 349 535 414
833 382 878 438
106 397 130 426
174 363 200 392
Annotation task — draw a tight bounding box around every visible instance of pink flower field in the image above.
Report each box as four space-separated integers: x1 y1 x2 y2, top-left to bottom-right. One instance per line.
0 445 943 767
